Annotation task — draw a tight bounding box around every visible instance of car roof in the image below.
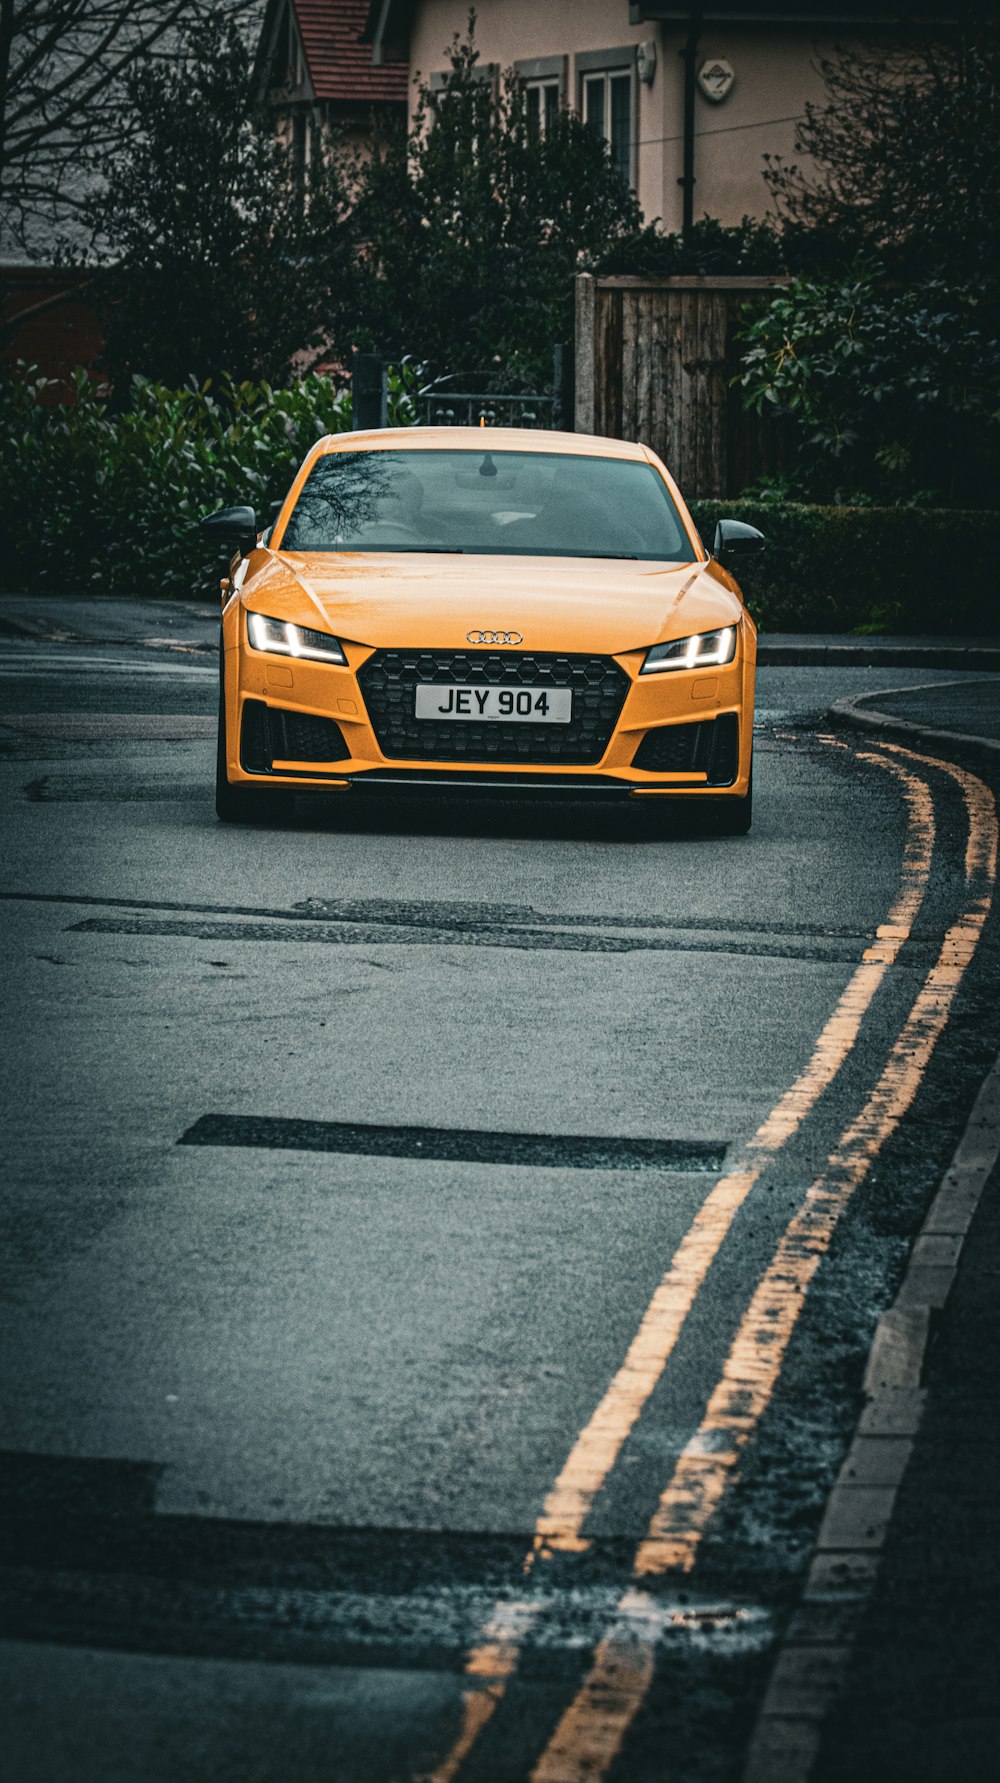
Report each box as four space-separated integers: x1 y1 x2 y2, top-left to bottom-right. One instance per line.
315 426 647 459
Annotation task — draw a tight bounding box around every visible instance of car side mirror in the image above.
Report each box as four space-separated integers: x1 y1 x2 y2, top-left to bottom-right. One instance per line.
200 505 259 557
714 518 765 561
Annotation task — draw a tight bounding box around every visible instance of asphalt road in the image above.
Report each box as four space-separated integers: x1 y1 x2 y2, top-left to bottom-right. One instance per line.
1 620 998 1783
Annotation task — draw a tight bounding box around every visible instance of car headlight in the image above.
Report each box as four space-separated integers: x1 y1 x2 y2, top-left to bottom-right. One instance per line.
640 627 737 674
247 612 347 665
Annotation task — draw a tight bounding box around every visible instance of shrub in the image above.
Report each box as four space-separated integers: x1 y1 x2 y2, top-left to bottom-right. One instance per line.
762 26 1000 284
4 366 996 632
688 500 999 634
592 216 788 279
737 268 1000 508
0 364 419 598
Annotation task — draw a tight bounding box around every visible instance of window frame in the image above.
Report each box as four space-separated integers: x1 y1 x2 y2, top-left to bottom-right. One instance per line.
575 46 638 188
514 54 567 139
429 62 499 99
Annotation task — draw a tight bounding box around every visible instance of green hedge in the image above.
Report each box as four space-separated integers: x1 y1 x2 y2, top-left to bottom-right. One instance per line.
688 501 999 634
0 367 411 599
2 369 996 631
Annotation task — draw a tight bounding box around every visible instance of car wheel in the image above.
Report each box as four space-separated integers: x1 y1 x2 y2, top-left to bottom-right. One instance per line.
708 763 753 836
215 640 292 825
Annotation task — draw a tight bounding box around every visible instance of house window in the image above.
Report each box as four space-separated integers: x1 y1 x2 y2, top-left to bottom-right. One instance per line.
525 79 559 138
584 72 631 178
515 56 566 140
290 109 319 203
577 48 636 186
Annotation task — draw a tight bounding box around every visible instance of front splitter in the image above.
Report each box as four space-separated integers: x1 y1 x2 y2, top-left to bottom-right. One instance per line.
343 769 709 800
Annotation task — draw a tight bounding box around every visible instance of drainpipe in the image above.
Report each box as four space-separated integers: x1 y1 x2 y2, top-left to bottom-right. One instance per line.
678 10 702 237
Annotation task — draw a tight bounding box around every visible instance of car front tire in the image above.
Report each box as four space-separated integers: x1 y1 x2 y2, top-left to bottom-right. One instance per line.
707 763 753 836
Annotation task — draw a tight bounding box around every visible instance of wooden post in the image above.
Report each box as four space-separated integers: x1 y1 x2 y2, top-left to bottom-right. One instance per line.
574 274 596 434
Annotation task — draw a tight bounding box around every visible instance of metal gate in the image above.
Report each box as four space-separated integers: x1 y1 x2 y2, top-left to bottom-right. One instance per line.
350 347 573 432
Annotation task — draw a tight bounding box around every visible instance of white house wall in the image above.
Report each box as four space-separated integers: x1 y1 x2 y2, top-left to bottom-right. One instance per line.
407 0 867 232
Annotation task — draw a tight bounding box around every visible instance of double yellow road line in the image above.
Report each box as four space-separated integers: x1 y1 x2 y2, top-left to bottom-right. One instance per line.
424 741 997 1783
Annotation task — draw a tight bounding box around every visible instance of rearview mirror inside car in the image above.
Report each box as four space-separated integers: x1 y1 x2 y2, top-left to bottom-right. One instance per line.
714 519 766 559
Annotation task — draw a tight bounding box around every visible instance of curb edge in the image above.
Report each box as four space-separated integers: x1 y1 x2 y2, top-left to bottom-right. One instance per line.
758 645 1000 670
741 1048 1000 1783
826 685 1000 769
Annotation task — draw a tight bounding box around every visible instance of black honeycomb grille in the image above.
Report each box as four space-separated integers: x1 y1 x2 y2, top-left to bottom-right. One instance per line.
632 714 739 784
357 650 629 765
241 701 349 772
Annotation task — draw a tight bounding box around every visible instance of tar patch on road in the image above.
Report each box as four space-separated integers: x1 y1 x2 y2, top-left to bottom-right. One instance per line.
179 1112 727 1173
0 1449 769 1679
23 776 203 803
68 913 872 963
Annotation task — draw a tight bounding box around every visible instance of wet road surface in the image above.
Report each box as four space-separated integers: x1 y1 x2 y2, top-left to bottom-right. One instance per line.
1 624 998 1781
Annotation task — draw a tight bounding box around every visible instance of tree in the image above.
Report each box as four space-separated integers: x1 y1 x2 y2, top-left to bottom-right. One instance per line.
340 29 641 382
0 0 252 255
762 18 1000 279
92 14 350 387
743 15 1000 506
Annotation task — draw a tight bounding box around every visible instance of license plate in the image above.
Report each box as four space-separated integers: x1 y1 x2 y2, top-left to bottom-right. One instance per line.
414 684 572 724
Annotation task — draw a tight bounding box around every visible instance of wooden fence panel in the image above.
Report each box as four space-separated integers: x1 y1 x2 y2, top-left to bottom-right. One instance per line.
574 274 790 498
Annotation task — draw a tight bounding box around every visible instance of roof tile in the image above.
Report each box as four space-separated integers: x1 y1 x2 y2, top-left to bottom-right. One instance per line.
293 1 408 104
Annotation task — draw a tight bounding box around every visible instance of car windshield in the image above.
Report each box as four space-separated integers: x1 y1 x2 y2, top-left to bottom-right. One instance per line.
278 449 695 561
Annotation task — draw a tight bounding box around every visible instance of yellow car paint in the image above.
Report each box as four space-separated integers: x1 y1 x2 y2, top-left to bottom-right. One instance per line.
218 426 757 806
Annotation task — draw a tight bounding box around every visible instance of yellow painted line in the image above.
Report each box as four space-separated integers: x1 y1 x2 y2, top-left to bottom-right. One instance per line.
422 747 934 1783
530 1592 659 1783
532 749 996 1783
416 1601 541 1783
636 912 989 1575
531 753 933 1562
884 744 997 885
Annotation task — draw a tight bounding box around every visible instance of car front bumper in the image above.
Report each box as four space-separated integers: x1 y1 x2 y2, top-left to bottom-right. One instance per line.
222 613 756 800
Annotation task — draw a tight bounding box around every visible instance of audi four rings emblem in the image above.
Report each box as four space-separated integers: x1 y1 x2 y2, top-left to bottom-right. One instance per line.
466 629 523 646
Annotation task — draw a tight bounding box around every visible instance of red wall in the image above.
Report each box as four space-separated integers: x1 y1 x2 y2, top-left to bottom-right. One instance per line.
1 267 104 399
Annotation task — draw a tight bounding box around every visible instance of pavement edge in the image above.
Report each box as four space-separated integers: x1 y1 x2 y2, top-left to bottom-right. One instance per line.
757 644 1000 670
827 682 1000 768
740 1048 1000 1783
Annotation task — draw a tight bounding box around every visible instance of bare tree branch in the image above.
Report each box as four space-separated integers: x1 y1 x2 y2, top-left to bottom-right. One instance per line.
1 0 259 256
763 20 1000 277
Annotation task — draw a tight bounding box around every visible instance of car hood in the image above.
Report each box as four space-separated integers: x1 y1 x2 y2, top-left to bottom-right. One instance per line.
243 550 744 655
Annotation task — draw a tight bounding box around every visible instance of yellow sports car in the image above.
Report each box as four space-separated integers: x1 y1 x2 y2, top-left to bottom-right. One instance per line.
204 426 762 833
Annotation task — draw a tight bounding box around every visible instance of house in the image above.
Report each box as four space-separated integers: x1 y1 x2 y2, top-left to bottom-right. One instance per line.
363 1 940 234
254 0 408 182
3 3 408 389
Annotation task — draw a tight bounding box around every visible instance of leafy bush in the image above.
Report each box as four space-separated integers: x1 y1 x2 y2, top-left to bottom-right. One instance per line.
0 363 420 598
762 25 1000 283
688 500 999 634
592 216 788 279
737 268 1000 507
4 365 996 632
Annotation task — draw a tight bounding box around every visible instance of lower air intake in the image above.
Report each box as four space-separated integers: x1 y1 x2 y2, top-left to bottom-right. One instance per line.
631 714 739 784
240 701 349 772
